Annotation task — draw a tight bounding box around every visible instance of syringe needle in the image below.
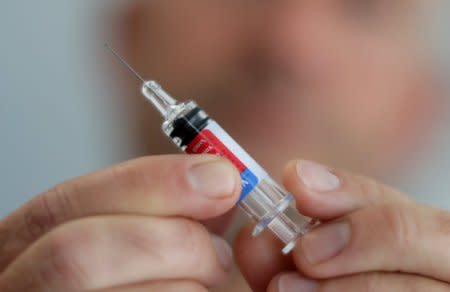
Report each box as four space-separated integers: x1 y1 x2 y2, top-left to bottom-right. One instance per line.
104 43 145 83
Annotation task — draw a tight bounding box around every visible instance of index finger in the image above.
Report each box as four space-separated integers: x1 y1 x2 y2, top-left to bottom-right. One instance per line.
0 154 240 271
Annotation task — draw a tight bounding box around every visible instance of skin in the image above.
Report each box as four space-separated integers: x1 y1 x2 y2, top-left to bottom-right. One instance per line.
236 160 450 291
0 155 241 291
0 157 449 291
0 0 447 291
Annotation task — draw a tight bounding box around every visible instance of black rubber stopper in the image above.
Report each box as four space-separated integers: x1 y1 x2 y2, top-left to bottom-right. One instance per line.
170 107 210 147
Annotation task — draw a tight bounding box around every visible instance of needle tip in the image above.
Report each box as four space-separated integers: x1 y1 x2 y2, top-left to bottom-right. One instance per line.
104 42 145 82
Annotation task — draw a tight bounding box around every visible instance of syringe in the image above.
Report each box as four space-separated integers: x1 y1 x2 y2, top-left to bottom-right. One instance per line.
106 44 318 254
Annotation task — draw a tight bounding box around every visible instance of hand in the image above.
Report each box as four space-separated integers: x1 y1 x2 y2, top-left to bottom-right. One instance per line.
0 155 241 292
235 160 450 291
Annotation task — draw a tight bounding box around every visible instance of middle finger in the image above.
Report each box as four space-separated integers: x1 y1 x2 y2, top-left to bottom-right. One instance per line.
0 216 233 292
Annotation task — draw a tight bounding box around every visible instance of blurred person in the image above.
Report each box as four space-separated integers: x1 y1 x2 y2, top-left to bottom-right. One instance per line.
0 1 449 291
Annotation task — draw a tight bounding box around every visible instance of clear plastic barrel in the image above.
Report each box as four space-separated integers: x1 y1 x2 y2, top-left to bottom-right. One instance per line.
147 92 318 254
240 179 318 254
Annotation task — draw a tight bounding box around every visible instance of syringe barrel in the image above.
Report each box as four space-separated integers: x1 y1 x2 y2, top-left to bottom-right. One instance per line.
162 101 317 254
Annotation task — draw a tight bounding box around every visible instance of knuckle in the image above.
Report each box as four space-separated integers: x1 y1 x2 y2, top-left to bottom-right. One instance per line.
170 219 208 260
356 176 388 202
121 222 165 263
48 183 80 218
24 183 79 240
41 231 91 290
123 218 208 265
380 204 419 251
0 224 11 269
0 224 8 252
23 192 60 240
352 174 410 204
435 209 450 234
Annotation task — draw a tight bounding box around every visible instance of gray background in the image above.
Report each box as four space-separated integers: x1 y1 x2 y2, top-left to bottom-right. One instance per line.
1 1 449 217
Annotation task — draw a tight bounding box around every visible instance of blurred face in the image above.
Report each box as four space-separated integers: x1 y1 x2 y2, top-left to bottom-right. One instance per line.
122 0 436 178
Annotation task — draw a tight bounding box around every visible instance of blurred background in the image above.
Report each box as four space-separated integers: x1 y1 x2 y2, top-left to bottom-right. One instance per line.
1 0 450 219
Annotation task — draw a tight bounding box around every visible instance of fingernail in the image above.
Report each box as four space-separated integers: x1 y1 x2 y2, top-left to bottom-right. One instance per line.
210 234 233 271
279 273 317 292
188 159 237 199
301 221 350 265
296 160 340 192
